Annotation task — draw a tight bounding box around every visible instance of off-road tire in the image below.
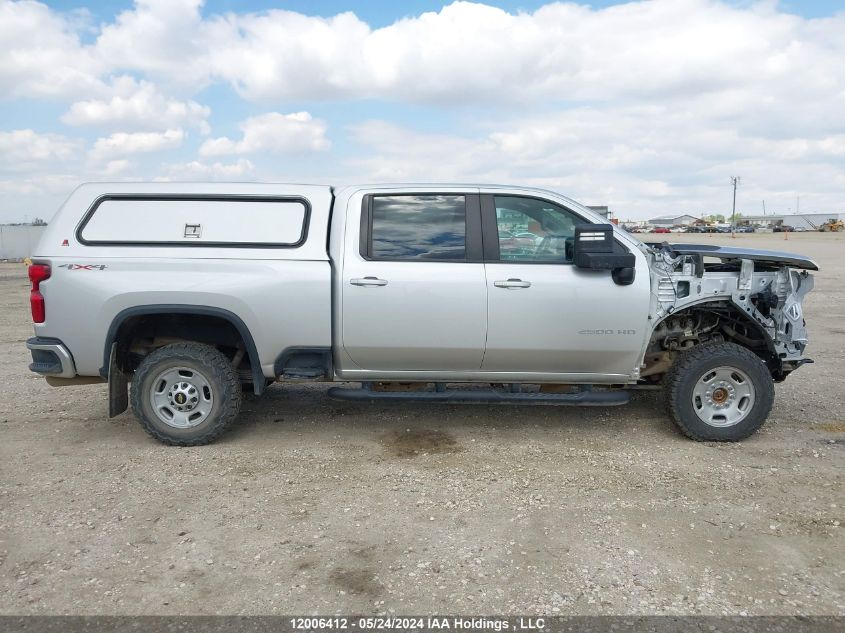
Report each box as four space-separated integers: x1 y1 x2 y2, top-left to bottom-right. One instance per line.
664 341 775 441
130 343 241 446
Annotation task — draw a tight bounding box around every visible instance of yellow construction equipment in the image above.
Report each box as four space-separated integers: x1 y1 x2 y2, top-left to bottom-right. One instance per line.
819 219 844 232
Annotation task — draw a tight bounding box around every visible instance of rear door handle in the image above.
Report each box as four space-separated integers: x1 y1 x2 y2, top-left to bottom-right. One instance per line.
350 276 388 287
494 278 531 289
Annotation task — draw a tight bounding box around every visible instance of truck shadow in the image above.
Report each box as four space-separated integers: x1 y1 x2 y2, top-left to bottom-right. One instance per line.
226 383 679 445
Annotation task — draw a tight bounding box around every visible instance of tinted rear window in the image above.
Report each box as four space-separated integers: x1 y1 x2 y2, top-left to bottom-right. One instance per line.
370 195 466 260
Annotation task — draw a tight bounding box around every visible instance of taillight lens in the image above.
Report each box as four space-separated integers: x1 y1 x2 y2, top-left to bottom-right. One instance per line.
28 263 50 323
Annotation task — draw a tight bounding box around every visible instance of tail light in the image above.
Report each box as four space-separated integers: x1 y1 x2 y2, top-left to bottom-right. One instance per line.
28 263 51 323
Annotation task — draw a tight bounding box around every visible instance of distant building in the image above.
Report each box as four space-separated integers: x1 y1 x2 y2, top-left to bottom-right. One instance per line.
587 205 610 219
738 213 843 229
649 214 699 227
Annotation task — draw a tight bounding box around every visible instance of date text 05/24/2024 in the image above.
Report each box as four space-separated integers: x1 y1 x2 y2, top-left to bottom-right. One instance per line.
289 617 546 631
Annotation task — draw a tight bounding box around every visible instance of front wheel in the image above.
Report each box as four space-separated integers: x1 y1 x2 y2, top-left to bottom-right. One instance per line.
130 342 242 446
664 342 775 441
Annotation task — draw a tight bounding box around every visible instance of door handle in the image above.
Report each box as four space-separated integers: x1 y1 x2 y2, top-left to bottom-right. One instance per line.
350 276 388 287
494 278 531 289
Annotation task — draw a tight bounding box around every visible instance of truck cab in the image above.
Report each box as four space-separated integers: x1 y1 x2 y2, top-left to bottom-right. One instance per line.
331 185 649 382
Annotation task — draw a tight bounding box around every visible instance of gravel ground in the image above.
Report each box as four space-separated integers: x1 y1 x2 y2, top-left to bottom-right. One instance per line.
0 232 842 615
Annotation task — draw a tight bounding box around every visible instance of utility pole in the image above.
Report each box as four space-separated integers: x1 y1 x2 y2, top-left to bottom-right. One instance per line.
730 176 740 237
762 199 766 216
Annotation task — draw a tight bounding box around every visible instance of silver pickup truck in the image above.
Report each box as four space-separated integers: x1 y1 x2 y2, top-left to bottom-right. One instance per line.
26 183 817 445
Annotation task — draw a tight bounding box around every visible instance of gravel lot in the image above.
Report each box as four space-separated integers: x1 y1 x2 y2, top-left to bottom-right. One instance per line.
0 232 842 615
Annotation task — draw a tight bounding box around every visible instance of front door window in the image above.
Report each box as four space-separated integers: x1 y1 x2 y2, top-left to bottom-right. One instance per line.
494 196 581 263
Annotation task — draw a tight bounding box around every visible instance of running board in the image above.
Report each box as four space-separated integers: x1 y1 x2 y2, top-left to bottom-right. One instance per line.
327 385 629 406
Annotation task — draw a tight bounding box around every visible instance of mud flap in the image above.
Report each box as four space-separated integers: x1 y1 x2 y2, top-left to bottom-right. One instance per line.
108 342 129 418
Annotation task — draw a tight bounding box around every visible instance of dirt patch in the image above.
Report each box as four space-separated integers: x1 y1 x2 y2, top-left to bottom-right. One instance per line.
329 568 383 596
348 544 377 560
382 428 460 457
819 422 845 433
295 559 316 571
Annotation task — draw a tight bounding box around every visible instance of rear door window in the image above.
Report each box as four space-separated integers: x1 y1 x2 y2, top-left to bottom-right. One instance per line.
367 194 466 261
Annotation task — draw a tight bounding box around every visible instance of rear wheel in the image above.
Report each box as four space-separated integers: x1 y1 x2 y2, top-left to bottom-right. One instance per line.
664 342 775 441
130 342 241 446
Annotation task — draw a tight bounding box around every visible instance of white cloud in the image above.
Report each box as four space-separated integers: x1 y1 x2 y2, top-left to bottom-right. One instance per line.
197 0 845 111
62 77 210 132
199 112 329 156
89 128 184 161
0 129 80 170
0 0 103 99
9 0 840 113
102 159 131 175
163 158 255 180
94 0 209 88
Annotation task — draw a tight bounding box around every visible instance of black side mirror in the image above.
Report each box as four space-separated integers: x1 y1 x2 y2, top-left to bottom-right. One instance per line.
573 224 636 285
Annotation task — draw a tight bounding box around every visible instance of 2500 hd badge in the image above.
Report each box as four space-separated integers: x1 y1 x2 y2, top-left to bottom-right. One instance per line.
579 329 637 335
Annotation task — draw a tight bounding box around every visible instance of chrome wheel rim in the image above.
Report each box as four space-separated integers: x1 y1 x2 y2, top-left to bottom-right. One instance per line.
149 366 213 428
692 366 755 427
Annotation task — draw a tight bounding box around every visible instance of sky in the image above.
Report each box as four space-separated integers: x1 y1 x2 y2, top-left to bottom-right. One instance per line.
1 0 844 222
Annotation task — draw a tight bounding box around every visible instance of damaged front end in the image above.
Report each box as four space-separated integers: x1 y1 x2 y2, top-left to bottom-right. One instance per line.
644 242 817 381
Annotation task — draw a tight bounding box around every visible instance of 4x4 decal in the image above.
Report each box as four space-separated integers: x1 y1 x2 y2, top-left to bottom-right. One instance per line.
57 264 107 271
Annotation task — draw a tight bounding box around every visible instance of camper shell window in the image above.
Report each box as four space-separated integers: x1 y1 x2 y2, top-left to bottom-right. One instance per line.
77 195 310 248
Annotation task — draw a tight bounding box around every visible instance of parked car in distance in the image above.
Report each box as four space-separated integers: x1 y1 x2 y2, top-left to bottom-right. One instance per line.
736 226 755 233
651 227 671 234
774 225 795 232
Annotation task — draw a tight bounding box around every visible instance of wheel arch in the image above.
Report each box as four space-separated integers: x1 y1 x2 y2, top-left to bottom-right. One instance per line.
645 298 781 377
101 304 265 395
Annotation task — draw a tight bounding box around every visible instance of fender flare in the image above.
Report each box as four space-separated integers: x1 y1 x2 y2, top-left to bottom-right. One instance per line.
101 304 265 395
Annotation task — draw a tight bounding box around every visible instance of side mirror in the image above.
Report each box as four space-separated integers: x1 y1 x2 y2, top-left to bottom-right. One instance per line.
573 224 636 285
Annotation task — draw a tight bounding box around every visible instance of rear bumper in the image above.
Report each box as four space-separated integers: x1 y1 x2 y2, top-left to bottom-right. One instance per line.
26 337 76 378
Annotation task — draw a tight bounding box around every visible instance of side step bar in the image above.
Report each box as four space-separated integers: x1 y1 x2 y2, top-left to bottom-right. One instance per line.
327 385 629 406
